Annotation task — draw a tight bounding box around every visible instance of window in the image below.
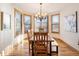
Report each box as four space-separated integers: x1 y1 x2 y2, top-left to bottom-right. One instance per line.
0 12 11 30
15 10 22 36
51 14 60 33
24 15 31 33
3 13 11 30
35 17 48 32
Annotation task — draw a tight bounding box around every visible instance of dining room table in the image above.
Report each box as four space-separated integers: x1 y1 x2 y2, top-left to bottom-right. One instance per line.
29 35 58 56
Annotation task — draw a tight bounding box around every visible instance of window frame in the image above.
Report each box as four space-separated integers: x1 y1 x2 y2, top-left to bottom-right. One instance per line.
51 14 60 33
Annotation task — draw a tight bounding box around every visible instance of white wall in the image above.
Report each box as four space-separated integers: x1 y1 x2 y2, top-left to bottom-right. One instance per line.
0 4 14 51
60 4 79 51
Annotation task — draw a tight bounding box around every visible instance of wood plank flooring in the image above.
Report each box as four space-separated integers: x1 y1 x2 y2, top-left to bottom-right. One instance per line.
55 38 79 56
1 38 79 56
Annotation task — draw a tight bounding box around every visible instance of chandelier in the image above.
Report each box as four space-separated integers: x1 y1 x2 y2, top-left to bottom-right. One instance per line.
35 3 47 20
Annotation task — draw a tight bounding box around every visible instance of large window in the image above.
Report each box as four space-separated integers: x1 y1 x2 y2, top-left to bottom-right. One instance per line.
35 17 48 32
51 14 60 33
24 15 31 33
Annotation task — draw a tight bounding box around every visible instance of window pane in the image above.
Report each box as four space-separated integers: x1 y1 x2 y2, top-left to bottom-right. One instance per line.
52 15 59 24
52 24 59 32
3 13 11 30
35 17 48 32
24 16 31 33
25 25 30 32
24 16 30 24
15 11 22 35
52 15 59 32
35 18 40 32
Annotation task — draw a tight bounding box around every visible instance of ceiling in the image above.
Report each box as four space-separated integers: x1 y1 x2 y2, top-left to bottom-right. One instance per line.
13 3 79 14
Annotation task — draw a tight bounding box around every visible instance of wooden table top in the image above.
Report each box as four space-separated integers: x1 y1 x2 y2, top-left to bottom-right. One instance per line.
29 36 58 46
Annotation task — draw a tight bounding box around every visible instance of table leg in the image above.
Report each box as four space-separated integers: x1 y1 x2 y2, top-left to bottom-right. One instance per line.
56 46 58 53
50 41 51 56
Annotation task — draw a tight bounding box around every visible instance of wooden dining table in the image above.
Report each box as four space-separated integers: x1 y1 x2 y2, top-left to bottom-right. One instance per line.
29 37 58 56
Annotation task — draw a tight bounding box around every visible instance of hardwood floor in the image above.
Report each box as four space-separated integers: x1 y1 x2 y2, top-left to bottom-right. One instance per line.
1 38 79 56
55 38 79 56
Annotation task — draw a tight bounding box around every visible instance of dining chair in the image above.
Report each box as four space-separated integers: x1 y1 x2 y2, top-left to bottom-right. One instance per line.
27 29 33 55
33 32 48 56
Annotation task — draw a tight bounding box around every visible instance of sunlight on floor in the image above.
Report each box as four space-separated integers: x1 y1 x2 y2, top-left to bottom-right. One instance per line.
0 36 29 56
